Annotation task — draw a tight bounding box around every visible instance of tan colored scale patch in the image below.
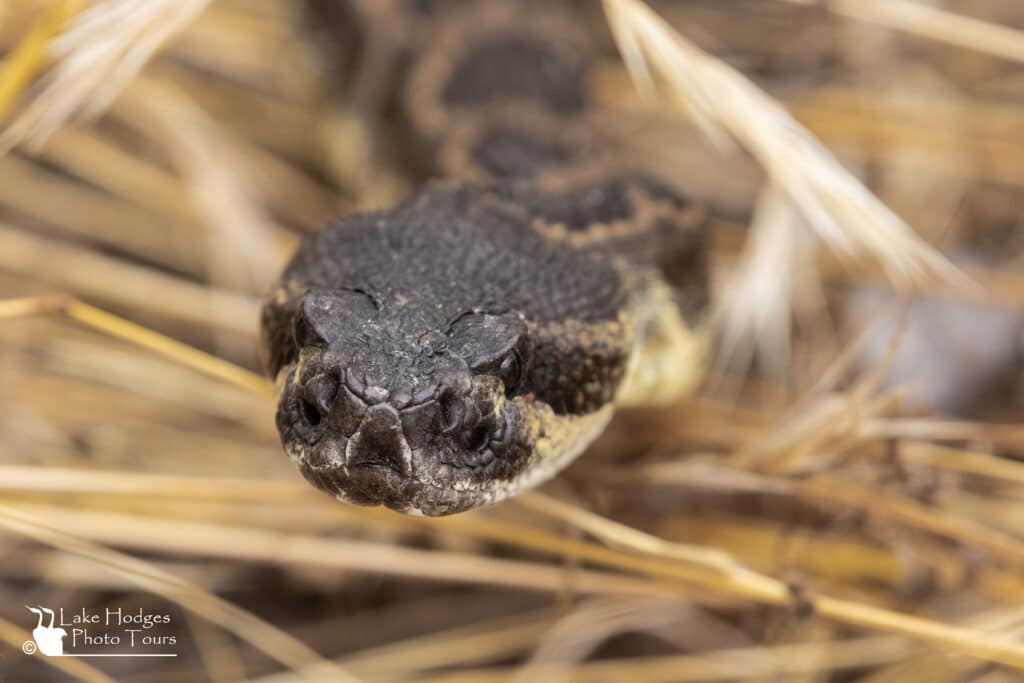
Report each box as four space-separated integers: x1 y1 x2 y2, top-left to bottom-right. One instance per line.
505 398 615 496
617 270 709 407
529 177 707 250
267 277 304 308
533 314 633 352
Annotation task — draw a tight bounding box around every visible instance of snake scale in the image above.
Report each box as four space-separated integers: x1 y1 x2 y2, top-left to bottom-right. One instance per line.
260 0 711 515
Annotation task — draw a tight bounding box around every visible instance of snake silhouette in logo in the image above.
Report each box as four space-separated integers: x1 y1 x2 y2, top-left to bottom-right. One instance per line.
27 606 67 656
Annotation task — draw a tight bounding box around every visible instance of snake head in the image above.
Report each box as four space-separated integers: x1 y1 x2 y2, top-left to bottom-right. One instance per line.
262 185 646 515
274 290 549 515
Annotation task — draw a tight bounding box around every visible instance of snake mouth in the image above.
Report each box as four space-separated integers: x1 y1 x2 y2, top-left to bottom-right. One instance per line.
288 408 521 515
334 466 411 507
297 459 410 508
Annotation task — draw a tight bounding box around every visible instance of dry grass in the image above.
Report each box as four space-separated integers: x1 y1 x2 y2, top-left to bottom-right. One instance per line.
2 0 1024 681
789 0 1024 65
604 0 961 286
1 0 212 150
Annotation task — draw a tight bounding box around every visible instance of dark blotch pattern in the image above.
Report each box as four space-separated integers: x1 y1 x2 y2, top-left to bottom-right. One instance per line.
442 36 588 117
470 125 575 180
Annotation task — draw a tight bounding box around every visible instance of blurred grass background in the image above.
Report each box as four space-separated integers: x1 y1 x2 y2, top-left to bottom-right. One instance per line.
3 0 1024 681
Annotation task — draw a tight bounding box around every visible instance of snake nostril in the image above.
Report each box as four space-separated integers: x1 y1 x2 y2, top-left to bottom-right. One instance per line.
438 389 465 434
464 424 490 452
298 373 339 428
299 398 322 426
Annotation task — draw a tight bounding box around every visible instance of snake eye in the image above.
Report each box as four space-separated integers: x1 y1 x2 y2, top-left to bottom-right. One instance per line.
447 313 529 391
497 349 526 391
295 289 378 350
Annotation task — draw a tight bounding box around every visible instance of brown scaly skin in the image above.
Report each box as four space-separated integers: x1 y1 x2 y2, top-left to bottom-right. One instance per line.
262 0 710 515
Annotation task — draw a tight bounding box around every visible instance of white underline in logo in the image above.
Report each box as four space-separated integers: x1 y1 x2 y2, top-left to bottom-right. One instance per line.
57 653 179 657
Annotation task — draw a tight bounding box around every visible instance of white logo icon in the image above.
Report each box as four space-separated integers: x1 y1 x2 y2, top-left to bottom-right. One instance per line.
27 606 67 656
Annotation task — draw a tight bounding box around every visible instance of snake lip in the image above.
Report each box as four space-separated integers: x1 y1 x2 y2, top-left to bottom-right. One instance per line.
303 463 410 509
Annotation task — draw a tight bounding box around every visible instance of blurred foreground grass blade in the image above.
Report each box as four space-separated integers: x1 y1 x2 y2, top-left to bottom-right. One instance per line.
12 494 1024 669
2 0 212 150
511 496 1024 670
0 504 358 682
411 636 915 683
793 0 1024 64
0 0 80 122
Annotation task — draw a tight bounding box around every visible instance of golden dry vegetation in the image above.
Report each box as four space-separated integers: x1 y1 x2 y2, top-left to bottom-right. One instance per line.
2 1 1024 681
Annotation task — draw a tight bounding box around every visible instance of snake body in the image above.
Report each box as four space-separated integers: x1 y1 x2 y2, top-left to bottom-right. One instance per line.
261 0 710 515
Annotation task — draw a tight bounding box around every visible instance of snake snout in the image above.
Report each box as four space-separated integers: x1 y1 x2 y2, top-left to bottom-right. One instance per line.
346 403 413 476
